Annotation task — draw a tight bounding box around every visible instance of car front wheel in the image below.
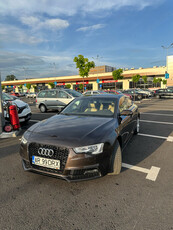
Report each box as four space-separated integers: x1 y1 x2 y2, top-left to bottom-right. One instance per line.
40 104 47 113
108 141 122 175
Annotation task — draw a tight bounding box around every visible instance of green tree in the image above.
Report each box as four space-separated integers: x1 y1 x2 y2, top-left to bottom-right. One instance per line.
73 55 95 92
65 84 71 89
142 75 148 88
1 85 5 90
19 84 23 89
48 82 55 89
132 74 140 101
162 79 167 88
132 74 140 88
79 84 83 91
153 77 158 87
26 83 31 91
5 75 17 81
112 69 123 91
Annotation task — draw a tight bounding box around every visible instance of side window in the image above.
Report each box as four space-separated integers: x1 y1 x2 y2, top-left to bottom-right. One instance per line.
37 91 47 98
46 90 57 98
93 91 99 95
119 97 126 113
125 97 132 108
57 91 69 98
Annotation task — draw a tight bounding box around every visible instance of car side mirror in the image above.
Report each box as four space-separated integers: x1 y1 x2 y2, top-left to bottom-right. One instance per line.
120 110 133 116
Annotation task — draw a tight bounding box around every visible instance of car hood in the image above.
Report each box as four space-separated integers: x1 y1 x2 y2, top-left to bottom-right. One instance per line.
12 99 28 107
28 114 116 147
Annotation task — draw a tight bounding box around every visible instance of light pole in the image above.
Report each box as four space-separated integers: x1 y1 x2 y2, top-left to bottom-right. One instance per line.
161 43 173 87
0 72 5 134
92 55 103 90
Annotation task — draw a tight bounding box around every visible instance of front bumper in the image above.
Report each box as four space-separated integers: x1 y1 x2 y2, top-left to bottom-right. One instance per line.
20 141 110 182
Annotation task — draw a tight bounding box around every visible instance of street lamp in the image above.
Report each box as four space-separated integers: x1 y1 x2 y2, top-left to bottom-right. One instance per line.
161 43 173 87
161 43 173 72
92 55 103 90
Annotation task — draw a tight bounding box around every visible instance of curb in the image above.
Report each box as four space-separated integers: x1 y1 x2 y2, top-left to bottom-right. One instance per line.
0 129 21 138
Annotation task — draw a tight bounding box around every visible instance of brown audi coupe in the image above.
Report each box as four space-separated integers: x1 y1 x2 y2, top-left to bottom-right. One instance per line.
20 94 140 181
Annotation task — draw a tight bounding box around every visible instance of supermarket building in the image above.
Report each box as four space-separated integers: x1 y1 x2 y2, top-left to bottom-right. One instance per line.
2 55 173 92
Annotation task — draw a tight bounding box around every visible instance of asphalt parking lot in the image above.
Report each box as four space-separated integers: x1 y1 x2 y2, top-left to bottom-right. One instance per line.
1 98 173 230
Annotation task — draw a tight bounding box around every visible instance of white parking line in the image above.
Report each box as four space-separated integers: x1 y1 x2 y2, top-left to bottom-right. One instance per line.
141 112 173 117
140 120 173 125
122 163 160 181
138 133 173 142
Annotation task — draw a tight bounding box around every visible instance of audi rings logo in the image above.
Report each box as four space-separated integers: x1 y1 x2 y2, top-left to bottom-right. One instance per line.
38 148 54 157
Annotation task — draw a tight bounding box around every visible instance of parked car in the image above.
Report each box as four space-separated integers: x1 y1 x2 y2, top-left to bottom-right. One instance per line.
154 88 173 98
9 92 20 97
104 90 132 99
83 90 108 95
36 89 82 113
20 94 140 182
136 89 152 97
122 89 147 100
26 93 37 98
2 93 32 123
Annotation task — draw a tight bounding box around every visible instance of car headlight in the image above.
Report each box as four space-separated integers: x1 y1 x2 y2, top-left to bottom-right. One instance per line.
73 143 104 155
21 135 28 145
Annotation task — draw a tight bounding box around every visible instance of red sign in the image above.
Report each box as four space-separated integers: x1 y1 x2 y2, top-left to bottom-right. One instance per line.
57 83 65 86
76 81 89 85
102 80 118 83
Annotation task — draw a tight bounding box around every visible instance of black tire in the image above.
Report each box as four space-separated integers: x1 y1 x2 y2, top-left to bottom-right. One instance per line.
134 117 140 134
108 141 122 175
40 104 47 113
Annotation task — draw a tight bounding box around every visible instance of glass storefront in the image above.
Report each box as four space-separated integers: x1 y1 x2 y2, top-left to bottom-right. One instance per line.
73 84 93 91
100 82 123 90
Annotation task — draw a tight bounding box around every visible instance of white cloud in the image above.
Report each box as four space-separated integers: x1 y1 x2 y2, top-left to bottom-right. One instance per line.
20 16 69 31
77 24 105 32
0 24 45 45
0 0 165 17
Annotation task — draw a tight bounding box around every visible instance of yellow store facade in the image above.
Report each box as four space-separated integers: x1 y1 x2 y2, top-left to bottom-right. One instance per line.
2 55 173 93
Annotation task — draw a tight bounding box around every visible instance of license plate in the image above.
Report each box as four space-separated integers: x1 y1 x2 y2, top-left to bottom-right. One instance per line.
32 156 60 170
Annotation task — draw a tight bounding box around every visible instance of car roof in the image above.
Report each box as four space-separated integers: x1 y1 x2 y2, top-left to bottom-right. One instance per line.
82 94 123 99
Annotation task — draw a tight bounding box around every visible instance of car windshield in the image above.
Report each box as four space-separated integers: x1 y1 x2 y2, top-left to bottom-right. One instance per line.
2 93 14 101
61 97 117 117
64 89 82 97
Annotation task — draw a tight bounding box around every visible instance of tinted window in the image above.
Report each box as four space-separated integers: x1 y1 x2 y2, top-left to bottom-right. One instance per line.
2 93 13 101
46 90 57 98
64 89 82 97
57 91 69 98
38 91 47 98
84 92 91 95
119 97 130 112
61 97 117 117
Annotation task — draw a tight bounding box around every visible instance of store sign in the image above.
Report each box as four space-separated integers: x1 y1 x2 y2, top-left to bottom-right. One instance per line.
76 81 89 85
102 80 118 83
57 83 65 86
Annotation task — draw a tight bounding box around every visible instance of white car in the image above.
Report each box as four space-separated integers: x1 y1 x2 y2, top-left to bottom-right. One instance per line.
2 93 32 123
26 93 37 98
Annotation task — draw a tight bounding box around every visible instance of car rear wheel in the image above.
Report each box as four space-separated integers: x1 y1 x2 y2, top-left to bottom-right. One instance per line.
40 104 47 113
156 95 160 99
108 141 122 175
134 117 140 134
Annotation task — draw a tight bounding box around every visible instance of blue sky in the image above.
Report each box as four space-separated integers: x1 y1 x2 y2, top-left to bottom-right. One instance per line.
0 0 173 80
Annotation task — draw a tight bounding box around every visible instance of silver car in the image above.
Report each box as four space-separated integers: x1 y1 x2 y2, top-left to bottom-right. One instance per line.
36 89 82 113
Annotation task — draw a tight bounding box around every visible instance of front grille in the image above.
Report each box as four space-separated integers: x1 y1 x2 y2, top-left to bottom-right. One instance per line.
28 143 69 174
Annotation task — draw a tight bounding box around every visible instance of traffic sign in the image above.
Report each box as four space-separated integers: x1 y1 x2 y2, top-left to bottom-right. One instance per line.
24 83 27 87
165 73 169 79
54 82 57 85
96 79 100 83
99 84 102 88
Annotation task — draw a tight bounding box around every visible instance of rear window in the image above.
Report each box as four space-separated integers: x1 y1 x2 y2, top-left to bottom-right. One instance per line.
64 89 82 97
